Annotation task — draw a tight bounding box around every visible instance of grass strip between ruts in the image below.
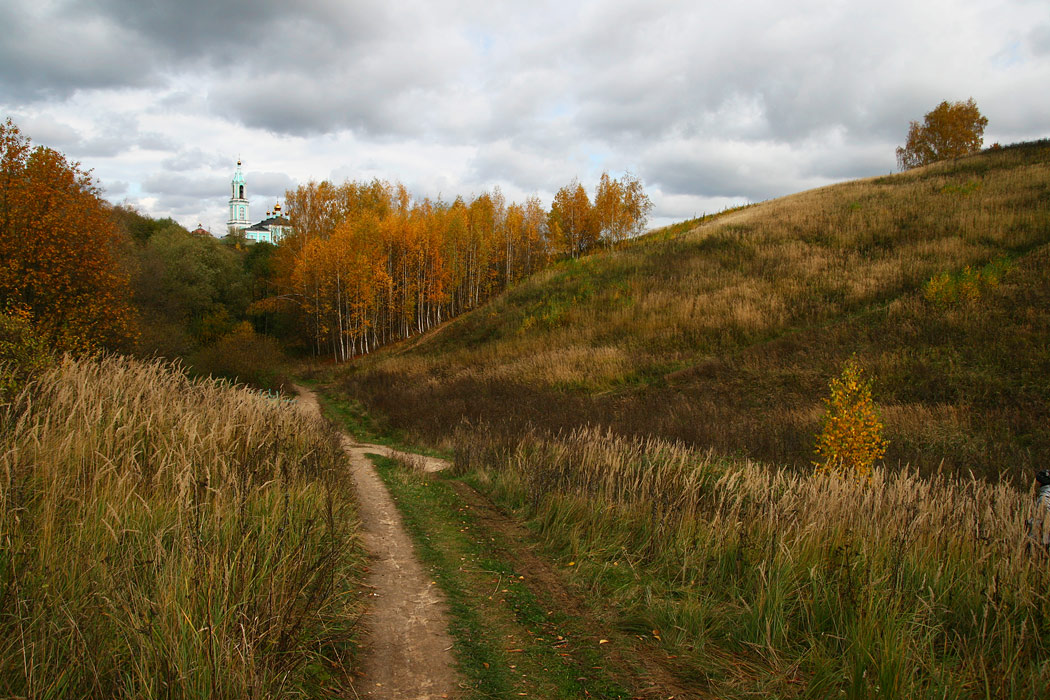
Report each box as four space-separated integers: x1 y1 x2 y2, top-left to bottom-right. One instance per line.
367 454 634 700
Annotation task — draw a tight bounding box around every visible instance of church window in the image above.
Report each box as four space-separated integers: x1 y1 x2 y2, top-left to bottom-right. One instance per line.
239 185 244 199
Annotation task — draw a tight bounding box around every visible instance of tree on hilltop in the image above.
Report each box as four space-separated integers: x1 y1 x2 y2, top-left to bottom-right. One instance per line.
896 98 989 170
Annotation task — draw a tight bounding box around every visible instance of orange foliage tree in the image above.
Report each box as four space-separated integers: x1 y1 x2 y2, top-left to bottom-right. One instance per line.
594 171 653 249
0 118 134 352
550 179 596 259
896 98 989 170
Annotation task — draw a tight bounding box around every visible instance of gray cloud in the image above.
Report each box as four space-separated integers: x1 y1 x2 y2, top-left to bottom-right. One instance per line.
162 149 229 172
0 2 155 100
2 0 1048 232
642 136 835 202
468 139 588 194
6 112 143 159
207 22 474 137
93 0 388 67
137 131 179 152
246 171 297 199
1032 25 1050 56
7 114 82 150
143 172 228 199
102 180 129 197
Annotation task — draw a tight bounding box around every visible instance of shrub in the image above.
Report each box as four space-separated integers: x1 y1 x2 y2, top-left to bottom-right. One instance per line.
190 321 289 390
0 307 52 404
923 257 1011 307
814 356 887 479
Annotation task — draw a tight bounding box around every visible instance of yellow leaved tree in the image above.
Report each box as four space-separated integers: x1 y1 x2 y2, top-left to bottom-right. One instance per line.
814 356 888 480
896 98 988 170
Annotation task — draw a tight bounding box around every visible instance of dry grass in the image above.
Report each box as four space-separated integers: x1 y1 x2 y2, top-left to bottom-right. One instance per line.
313 142 1050 697
0 356 361 698
384 141 1050 370
335 141 1050 479
455 425 1050 698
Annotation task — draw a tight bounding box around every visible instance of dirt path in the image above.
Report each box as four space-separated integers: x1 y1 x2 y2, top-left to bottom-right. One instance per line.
293 385 459 699
348 442 451 474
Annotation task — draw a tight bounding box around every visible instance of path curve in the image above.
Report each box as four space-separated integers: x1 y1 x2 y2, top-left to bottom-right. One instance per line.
293 385 459 699
351 442 452 474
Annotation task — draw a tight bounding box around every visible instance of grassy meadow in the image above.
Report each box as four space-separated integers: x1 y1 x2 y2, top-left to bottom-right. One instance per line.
336 140 1050 482
0 356 362 698
453 425 1050 699
309 140 1050 696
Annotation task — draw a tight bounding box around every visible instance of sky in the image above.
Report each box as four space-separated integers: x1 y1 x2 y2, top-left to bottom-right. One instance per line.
2 0 1048 234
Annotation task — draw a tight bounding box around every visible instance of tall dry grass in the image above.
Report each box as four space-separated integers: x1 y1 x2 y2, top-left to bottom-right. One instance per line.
455 425 1050 698
0 356 361 698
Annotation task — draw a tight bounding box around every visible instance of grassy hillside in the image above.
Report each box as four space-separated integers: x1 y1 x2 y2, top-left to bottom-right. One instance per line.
0 357 361 697
334 140 1050 481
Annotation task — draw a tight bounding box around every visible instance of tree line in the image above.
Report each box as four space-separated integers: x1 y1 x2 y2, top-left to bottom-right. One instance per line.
270 173 651 360
3 96 997 377
1 113 653 371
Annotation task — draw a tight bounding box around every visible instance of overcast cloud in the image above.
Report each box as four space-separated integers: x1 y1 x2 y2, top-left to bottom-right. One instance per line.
1 0 1047 233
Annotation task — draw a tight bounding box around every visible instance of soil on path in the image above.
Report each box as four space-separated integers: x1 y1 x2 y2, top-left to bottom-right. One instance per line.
294 385 459 700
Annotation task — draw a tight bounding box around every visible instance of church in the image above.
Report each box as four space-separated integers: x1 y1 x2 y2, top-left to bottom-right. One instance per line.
227 160 292 245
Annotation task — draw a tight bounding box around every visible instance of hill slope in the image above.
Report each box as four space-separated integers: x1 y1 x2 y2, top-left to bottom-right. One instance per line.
334 141 1050 480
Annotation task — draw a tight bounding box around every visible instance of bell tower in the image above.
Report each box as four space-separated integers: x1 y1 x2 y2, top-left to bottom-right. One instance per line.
227 160 250 232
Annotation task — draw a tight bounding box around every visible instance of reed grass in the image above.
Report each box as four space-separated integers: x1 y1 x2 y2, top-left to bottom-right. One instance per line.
454 425 1050 698
0 356 361 698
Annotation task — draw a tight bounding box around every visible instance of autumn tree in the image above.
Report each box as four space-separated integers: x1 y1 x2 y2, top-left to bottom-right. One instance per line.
814 356 887 480
0 118 134 352
896 98 989 170
550 179 596 258
594 171 653 248
274 171 650 360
